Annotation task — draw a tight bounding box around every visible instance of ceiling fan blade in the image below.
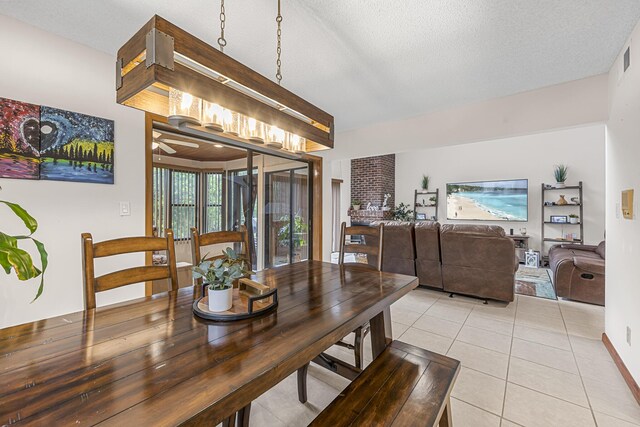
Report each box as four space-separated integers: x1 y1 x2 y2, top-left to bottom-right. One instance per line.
160 138 199 148
153 130 162 139
158 142 176 154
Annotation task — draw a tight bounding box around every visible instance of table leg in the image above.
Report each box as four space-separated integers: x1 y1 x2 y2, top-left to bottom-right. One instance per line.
439 397 453 427
370 307 393 359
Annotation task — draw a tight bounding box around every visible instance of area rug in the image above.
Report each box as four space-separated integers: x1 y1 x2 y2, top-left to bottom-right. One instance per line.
515 266 557 300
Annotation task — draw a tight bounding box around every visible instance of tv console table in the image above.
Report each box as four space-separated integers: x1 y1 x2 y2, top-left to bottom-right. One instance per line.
507 235 529 264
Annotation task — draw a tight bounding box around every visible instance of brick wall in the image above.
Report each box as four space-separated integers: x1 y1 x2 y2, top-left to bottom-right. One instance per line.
351 154 395 209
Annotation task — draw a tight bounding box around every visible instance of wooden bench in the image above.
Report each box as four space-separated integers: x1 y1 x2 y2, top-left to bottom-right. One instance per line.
310 340 460 427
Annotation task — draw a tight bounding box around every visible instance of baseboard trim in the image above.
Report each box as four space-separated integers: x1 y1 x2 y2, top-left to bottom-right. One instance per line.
602 333 640 405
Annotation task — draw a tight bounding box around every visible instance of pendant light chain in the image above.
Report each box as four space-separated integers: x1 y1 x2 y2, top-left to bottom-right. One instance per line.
276 0 283 85
218 0 227 52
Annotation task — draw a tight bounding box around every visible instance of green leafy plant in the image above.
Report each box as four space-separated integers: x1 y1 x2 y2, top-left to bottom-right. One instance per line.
421 175 430 191
429 196 437 203
192 247 251 291
392 203 414 222
554 165 568 183
351 200 361 206
569 214 579 218
277 214 308 249
0 200 48 301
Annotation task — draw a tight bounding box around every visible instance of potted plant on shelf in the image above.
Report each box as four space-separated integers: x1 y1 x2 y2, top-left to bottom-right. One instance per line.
352 200 361 210
392 203 414 222
1 199 48 301
554 164 568 188
192 247 251 312
421 175 430 191
569 214 579 224
429 196 437 206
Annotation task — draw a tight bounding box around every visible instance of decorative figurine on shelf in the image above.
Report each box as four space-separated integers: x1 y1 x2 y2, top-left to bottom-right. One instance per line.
557 195 568 205
570 196 580 204
520 227 527 235
382 193 391 211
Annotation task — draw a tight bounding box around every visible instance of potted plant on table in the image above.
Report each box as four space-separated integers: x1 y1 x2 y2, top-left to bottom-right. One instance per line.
351 200 362 211
192 247 251 312
553 164 568 188
569 214 579 224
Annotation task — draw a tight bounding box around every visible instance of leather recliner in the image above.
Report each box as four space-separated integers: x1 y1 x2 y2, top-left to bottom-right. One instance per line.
439 224 517 302
549 241 605 305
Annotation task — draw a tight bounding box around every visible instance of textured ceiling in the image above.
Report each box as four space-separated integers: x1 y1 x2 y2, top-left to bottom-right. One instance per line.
1 0 639 131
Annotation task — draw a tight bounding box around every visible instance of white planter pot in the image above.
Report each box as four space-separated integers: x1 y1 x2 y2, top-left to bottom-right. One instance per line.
208 286 233 312
556 182 566 188
352 205 360 211
569 218 579 224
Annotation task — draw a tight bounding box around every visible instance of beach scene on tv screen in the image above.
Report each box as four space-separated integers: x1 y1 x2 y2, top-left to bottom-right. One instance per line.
447 179 528 221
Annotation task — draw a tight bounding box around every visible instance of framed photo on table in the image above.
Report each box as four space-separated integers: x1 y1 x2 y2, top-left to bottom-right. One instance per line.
550 215 568 223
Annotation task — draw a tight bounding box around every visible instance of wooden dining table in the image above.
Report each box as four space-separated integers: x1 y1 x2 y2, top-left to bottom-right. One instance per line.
0 260 418 426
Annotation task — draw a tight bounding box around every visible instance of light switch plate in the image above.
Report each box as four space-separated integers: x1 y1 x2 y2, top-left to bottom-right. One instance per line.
119 201 131 216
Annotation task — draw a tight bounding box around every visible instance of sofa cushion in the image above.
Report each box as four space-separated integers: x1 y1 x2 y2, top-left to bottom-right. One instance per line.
370 221 416 276
414 221 440 261
595 241 606 259
440 224 505 238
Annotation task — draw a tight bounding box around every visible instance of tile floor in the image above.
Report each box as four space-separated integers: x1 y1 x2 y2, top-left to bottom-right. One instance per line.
252 288 640 426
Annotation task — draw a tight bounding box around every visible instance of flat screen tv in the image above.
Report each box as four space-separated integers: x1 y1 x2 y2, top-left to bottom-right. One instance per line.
446 179 528 222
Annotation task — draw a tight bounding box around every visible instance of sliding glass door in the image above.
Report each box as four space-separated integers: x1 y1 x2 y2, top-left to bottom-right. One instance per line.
264 165 310 268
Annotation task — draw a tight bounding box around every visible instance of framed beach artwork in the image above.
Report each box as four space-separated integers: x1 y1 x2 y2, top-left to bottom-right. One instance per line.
39 107 114 184
446 179 528 221
0 98 41 180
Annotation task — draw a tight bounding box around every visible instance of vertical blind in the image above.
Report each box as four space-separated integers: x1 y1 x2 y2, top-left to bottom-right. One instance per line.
204 172 223 232
171 170 198 240
152 167 170 236
153 167 222 239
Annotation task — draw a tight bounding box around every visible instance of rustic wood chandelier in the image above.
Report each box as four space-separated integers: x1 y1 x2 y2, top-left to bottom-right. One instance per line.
116 6 333 154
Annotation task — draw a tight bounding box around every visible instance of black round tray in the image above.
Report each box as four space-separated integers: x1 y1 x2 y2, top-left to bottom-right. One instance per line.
192 287 278 321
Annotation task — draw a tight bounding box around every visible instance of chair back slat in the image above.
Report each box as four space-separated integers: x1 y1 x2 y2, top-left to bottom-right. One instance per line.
345 225 382 237
342 243 380 256
338 222 384 271
191 226 252 286
93 236 169 258
198 230 248 247
95 266 173 292
82 229 179 310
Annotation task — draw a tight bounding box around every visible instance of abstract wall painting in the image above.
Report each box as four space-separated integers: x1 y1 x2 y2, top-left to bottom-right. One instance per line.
39 107 114 184
0 97 41 180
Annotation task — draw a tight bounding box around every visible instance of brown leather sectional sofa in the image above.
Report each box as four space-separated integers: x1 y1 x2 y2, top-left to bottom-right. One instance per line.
372 221 517 302
549 242 605 306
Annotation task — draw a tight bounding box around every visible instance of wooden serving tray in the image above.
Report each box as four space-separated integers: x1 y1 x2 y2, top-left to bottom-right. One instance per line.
193 280 278 321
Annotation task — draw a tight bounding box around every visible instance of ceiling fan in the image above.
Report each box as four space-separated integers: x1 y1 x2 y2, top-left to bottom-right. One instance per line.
152 131 199 154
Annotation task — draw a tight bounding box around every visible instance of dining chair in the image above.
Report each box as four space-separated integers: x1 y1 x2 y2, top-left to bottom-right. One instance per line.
191 226 253 427
297 221 384 403
81 230 179 310
190 225 252 287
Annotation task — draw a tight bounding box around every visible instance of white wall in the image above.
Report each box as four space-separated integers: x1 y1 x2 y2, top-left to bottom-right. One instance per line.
606 20 640 383
0 15 146 328
395 125 606 252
